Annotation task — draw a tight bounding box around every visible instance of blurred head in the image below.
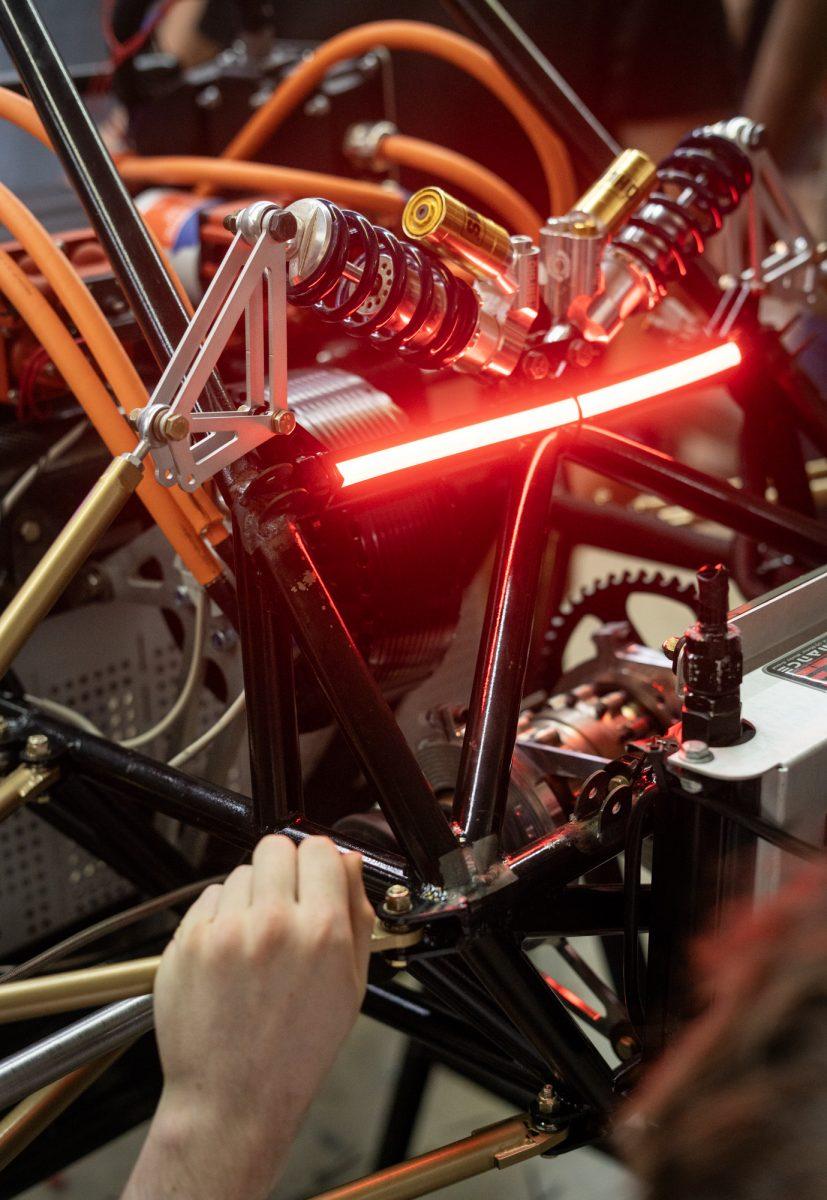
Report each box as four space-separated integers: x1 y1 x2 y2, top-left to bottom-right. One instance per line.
618 859 827 1200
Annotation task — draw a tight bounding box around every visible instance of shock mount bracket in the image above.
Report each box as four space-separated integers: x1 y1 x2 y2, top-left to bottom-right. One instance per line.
133 202 297 492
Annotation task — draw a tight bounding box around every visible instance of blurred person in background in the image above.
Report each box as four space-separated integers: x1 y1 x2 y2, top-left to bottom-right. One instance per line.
619 858 827 1200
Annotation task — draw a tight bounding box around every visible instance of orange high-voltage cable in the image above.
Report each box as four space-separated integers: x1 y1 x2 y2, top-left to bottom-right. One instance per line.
0 250 222 584
372 134 542 235
116 156 406 219
0 181 224 548
215 21 576 214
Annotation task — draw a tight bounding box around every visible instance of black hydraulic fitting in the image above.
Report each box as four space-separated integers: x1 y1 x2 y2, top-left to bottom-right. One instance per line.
680 563 743 746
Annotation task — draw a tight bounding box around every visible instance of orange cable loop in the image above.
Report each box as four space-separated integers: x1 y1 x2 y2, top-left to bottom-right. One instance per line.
0 89 225 543
0 181 224 543
377 133 541 235
215 21 576 214
116 155 406 217
0 250 222 586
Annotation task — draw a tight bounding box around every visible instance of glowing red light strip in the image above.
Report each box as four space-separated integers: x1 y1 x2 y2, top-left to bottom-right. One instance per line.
336 342 742 487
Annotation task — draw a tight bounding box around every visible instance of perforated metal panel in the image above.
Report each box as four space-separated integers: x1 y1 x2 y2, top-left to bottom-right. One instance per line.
0 809 130 949
1 595 247 957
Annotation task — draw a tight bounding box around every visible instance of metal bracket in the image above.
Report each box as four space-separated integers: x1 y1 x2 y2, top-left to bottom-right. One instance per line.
136 203 296 493
713 118 826 305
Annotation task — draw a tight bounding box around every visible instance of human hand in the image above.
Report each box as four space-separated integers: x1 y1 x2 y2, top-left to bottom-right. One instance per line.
123 835 374 1200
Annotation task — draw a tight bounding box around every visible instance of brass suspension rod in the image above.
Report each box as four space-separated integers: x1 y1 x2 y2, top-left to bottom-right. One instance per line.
307 1114 566 1199
0 449 146 678
0 923 422 1023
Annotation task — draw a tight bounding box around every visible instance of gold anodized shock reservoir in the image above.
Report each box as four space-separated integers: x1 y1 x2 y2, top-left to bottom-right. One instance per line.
572 148 657 235
403 187 513 282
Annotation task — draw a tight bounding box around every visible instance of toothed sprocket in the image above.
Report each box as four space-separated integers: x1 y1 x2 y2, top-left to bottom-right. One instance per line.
541 569 698 687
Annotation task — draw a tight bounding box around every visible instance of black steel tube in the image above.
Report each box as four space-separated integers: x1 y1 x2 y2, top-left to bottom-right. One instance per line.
1 690 412 894
454 434 562 845
549 495 730 570
282 817 411 902
258 515 457 884
462 933 616 1114
0 0 198 377
374 1040 433 1169
233 520 302 831
2 700 252 846
571 426 827 564
501 814 627 896
47 777 196 892
441 0 620 182
412 958 548 1078
364 983 539 1107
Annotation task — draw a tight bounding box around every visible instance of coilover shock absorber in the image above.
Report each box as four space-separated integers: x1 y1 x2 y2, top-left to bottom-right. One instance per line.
569 125 754 343
283 197 480 370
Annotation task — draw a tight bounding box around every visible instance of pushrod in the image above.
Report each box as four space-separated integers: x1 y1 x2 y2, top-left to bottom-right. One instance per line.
0 996 154 1111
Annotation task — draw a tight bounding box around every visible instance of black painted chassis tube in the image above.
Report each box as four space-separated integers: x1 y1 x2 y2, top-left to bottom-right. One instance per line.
252 513 458 885
233 514 302 832
571 426 827 563
453 432 563 845
0 698 410 903
461 933 616 1114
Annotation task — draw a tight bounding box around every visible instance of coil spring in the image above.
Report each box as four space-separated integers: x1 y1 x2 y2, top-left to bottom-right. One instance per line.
614 128 753 284
286 200 479 369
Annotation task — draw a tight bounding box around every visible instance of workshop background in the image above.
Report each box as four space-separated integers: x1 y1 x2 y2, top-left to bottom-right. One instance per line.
0 1 823 1197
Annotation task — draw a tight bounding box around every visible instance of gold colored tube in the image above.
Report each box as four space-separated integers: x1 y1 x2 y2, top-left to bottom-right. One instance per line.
572 148 657 234
0 957 160 1023
0 453 143 678
0 1047 126 1171
309 1116 566 1199
0 921 423 1021
0 765 38 822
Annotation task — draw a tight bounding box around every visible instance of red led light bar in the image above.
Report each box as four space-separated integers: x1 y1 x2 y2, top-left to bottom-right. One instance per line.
336 342 742 487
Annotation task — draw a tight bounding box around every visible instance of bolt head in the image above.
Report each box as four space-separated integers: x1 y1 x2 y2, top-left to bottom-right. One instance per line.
18 519 41 545
223 212 239 234
568 338 597 368
681 739 713 763
267 210 299 244
272 409 297 436
536 1084 559 1114
521 350 550 381
384 884 412 915
616 1033 639 1061
661 635 680 660
25 732 51 761
160 412 190 442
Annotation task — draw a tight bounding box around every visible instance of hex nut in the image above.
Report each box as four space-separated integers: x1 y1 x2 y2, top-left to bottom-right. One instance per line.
160 412 190 442
384 884 412 915
24 733 52 762
272 410 297 436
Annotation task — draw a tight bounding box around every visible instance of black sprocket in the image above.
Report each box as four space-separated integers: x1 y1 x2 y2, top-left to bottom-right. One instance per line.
541 569 698 687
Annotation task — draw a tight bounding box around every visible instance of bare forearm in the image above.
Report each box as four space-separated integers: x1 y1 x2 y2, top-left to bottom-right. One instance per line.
122 1092 292 1200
